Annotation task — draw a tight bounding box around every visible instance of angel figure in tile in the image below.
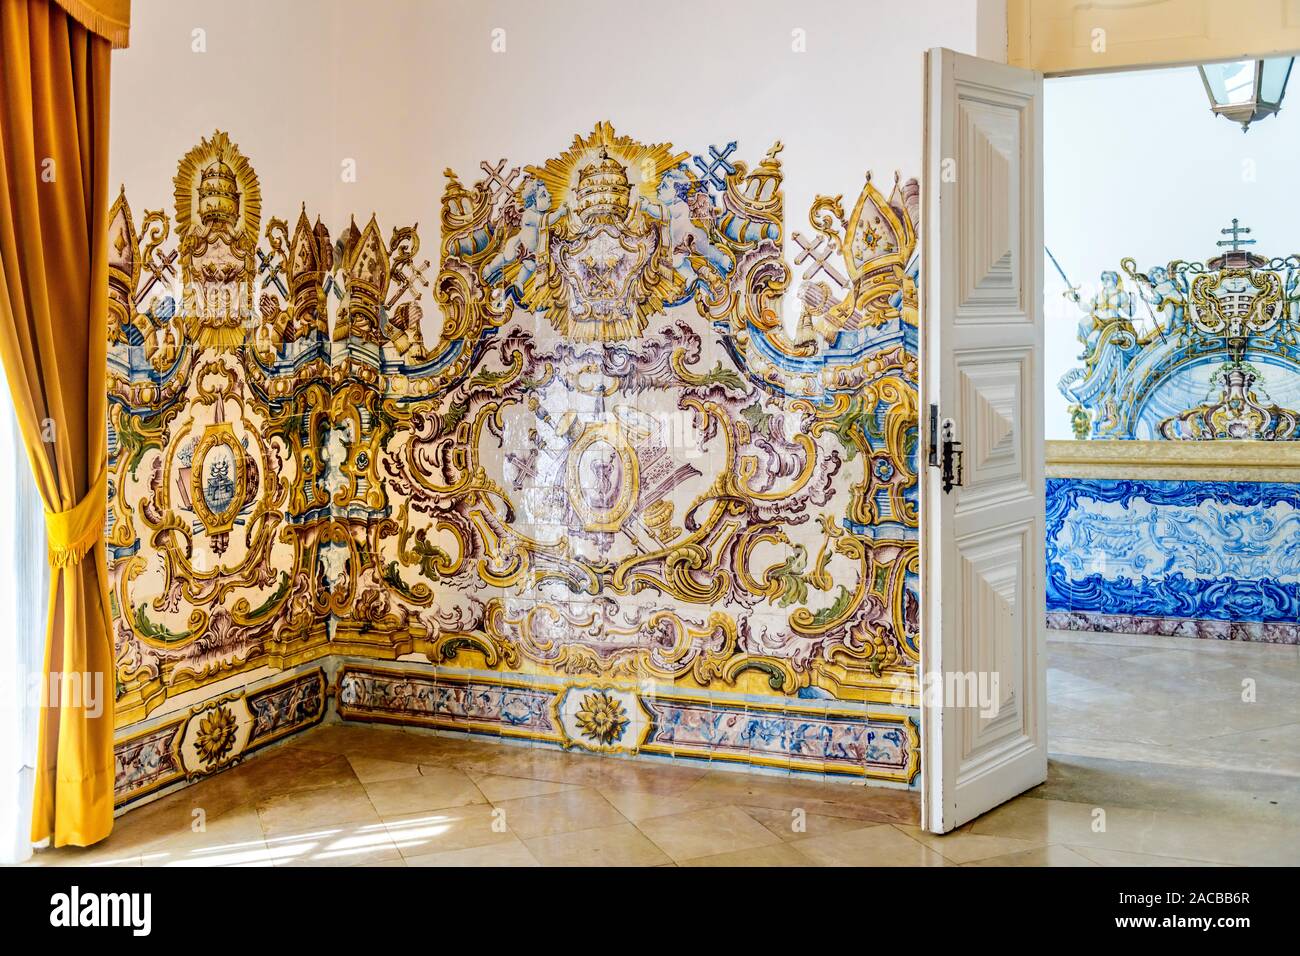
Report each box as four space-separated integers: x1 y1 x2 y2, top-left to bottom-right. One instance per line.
1133 264 1189 342
1066 270 1132 360
641 166 731 291
1283 261 1300 344
485 174 569 295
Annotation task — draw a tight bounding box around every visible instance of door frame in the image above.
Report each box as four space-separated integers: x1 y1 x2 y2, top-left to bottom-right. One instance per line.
917 44 1300 832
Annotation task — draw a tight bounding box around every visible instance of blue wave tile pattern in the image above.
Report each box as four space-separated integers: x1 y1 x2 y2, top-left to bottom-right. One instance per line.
1046 477 1300 624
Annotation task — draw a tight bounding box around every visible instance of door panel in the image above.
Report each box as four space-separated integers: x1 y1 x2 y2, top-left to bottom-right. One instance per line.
922 48 1045 833
957 350 1028 501
956 97 1022 310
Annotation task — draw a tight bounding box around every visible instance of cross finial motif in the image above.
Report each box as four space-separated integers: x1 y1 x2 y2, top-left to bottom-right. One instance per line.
1217 218 1256 252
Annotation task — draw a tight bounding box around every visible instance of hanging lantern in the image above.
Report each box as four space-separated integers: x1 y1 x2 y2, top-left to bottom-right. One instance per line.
1198 57 1294 131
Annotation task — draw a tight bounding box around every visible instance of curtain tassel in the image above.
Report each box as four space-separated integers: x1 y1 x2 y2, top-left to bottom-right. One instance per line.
44 468 107 568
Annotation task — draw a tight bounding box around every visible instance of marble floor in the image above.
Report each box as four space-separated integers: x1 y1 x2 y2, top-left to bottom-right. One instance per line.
24 629 1300 867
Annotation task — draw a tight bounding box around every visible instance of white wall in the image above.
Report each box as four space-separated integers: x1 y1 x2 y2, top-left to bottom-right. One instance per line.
384 0 982 245
112 0 987 338
1044 64 1300 439
108 1 347 229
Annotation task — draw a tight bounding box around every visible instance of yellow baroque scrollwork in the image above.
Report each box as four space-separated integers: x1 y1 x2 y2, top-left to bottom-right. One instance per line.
108 127 923 791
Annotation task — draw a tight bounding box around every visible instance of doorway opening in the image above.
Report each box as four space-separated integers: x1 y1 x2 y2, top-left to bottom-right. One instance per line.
1040 59 1300 843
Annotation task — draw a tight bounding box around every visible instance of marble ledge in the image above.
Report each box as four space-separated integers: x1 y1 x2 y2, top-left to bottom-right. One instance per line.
1045 438 1300 483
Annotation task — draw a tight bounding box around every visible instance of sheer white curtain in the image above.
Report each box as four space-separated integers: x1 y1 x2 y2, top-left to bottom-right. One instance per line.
0 378 49 864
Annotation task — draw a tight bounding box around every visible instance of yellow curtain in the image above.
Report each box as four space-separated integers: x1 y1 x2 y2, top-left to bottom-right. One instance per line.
51 0 128 48
0 0 115 847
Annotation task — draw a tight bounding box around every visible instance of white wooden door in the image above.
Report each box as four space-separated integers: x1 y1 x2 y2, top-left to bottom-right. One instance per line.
921 48 1046 833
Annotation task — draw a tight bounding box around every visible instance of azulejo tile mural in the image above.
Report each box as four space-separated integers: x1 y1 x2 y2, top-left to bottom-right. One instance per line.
1045 478 1300 643
1048 230 1300 640
113 669 326 805
109 126 922 805
1058 232 1300 441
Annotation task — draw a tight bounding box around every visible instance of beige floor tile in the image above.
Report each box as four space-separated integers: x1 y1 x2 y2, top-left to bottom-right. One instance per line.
89 781 254 855
803 796 922 826
29 841 146 867
795 823 949 867
583 760 709 796
255 780 381 837
38 825 150 864
122 772 256 829
1128 814 1300 867
635 805 782 862
1188 741 1300 778
404 835 539 867
1120 648 1255 674
266 823 405 867
1050 732 1300 778
301 723 464 766
1048 703 1172 747
362 766 485 816
446 749 526 778
1200 722 1300 760
1128 709 1300 750
294 722 394 753
677 770 839 808
445 748 530 779
1173 699 1300 737
1036 753 1300 826
597 787 717 822
347 755 424 784
221 747 359 800
38 628 1298 870
895 823 1044 864
145 843 278 867
969 795 1149 846
137 805 269 866
468 748 619 788
472 774 578 802
963 844 1097 867
384 804 518 857
525 823 671 867
679 770 920 824
1045 639 1151 662
679 842 815 867
491 788 627 840
404 736 509 770
1048 630 1154 651
970 794 1300 866
1067 845 1231 867
1048 734 1218 769
741 804 874 842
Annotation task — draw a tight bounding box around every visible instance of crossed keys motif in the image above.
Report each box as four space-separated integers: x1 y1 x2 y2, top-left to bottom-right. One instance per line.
479 158 521 204
792 231 848 288
692 142 737 192
135 248 178 307
257 248 287 297
387 252 431 309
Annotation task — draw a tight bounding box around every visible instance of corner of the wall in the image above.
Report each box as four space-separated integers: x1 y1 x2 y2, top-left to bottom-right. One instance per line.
1005 0 1030 67
978 0 1011 64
